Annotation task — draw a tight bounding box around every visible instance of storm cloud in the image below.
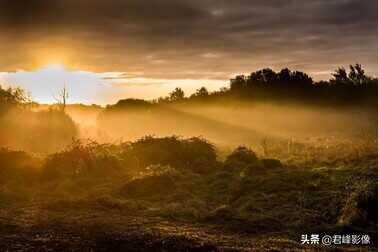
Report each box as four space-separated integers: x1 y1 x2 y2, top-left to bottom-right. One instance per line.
0 0 377 80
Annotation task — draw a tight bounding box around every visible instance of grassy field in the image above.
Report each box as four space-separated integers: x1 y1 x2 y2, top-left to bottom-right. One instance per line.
1 136 377 251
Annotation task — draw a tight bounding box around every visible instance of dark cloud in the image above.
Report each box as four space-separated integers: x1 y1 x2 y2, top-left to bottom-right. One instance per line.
0 0 377 80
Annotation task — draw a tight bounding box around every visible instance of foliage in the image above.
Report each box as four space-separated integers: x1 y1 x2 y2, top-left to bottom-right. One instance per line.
224 146 259 169
41 140 125 182
149 63 378 107
190 87 209 99
107 98 152 111
123 136 218 173
169 87 185 101
0 85 29 114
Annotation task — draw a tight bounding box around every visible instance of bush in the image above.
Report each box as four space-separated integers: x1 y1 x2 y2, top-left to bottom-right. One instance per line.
120 167 178 199
224 146 259 170
41 140 124 182
261 158 283 169
123 136 218 173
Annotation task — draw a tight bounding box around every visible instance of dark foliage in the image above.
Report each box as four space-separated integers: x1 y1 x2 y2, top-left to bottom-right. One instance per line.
106 98 152 111
0 85 29 115
261 158 283 169
41 140 124 181
226 64 378 106
142 64 378 108
120 172 177 198
224 146 259 169
122 136 218 174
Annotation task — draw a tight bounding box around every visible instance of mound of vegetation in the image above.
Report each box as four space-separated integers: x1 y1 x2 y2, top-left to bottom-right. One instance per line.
41 140 126 182
120 165 179 199
121 136 219 174
224 146 282 174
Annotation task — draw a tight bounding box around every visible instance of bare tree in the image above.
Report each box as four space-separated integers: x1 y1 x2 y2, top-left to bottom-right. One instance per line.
54 84 69 112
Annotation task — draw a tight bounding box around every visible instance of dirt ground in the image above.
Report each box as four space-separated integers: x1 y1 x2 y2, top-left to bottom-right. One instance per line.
0 201 373 252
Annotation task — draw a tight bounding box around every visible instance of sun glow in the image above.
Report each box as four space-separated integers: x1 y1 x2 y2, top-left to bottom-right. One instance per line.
31 44 74 69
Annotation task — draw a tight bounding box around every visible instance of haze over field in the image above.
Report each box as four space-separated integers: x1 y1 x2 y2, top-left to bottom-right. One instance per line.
1 1 378 251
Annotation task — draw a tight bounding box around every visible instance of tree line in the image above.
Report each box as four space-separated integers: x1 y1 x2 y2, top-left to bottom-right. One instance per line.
144 64 378 107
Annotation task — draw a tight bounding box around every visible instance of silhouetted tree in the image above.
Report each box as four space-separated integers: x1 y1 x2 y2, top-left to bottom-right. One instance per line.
169 87 185 101
54 85 69 112
262 68 278 84
0 86 29 114
230 75 247 90
278 68 291 83
349 64 369 85
191 86 209 98
332 67 351 85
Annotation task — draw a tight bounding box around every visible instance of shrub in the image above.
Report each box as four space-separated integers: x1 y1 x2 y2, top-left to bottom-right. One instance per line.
261 158 283 169
123 136 218 173
224 146 259 169
120 167 178 199
41 140 124 182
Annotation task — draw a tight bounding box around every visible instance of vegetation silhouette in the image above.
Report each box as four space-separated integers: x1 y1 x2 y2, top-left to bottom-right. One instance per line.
100 64 378 112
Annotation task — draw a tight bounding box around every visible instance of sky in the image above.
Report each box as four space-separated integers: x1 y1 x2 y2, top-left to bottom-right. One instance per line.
0 0 377 104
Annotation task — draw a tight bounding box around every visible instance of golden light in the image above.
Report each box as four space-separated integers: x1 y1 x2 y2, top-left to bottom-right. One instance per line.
38 50 70 67
29 40 74 69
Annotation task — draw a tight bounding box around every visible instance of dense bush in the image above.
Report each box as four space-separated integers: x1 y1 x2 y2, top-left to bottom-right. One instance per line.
120 165 179 199
41 140 124 182
224 146 259 169
122 136 218 173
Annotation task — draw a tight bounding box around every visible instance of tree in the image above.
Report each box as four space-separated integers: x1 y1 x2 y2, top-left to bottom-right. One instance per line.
54 85 69 111
261 68 278 84
0 86 29 114
191 86 209 98
0 86 28 105
169 87 185 101
290 71 313 87
332 64 370 86
332 67 350 85
230 75 246 90
349 64 369 85
278 68 291 83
